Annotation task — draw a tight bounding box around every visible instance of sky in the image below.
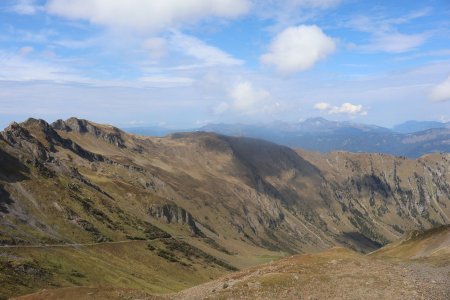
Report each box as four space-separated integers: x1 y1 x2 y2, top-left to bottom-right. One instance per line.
1 0 450 129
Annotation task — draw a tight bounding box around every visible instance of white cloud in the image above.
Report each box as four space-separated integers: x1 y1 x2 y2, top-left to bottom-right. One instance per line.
46 0 250 32
314 102 367 116
261 25 336 74
170 32 243 67
430 76 450 102
10 0 40 15
230 81 271 113
314 102 331 111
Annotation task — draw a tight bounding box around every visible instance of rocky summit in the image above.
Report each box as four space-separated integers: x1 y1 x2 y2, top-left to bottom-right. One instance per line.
0 118 449 299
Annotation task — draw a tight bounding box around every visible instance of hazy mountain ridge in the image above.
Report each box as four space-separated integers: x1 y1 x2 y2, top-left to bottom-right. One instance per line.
199 119 450 158
393 120 450 134
1 118 450 298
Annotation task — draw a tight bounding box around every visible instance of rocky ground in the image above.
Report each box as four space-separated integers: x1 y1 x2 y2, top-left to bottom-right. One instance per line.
173 247 450 300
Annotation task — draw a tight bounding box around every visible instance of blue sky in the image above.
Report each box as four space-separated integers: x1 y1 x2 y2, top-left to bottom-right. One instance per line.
1 0 450 129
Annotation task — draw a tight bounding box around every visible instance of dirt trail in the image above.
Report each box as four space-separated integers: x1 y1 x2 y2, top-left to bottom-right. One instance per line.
0 237 183 249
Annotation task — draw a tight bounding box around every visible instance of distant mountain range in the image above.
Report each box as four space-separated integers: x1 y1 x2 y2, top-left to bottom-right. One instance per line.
125 118 450 158
392 120 450 133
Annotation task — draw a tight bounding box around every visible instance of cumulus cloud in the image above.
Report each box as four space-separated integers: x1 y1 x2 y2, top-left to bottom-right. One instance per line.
430 76 450 102
314 102 331 111
170 32 243 67
46 0 251 32
314 102 367 116
261 25 336 74
230 82 271 113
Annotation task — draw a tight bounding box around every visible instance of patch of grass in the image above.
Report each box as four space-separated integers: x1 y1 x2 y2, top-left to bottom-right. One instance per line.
0 240 228 299
161 238 238 271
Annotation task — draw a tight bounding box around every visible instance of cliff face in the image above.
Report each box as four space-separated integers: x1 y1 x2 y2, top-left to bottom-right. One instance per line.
0 118 449 255
148 203 204 236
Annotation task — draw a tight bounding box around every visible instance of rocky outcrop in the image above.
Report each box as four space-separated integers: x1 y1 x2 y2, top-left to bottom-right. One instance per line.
1 122 53 163
52 118 126 148
148 204 204 236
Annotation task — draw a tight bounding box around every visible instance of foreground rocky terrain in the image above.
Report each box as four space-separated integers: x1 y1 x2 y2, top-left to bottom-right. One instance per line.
175 225 450 300
0 118 449 299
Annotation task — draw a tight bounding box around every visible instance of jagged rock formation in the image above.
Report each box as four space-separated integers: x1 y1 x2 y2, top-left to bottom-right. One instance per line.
52 118 126 148
148 203 204 236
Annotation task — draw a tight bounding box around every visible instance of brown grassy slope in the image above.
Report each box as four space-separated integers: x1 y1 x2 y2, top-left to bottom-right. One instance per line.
14 226 450 300
370 224 450 263
174 247 449 300
12 287 158 300
175 226 450 300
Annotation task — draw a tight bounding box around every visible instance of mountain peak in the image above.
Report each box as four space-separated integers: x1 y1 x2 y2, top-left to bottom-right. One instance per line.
52 118 126 148
52 117 121 134
303 117 331 123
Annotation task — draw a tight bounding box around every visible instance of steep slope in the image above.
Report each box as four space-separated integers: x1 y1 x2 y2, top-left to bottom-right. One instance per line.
0 117 449 298
298 150 450 239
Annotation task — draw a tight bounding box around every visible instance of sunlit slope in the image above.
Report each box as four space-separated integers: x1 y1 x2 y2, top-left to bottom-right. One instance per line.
370 224 450 263
176 226 450 300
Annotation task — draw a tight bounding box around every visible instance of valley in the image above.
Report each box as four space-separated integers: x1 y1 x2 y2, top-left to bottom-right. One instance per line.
0 118 449 299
